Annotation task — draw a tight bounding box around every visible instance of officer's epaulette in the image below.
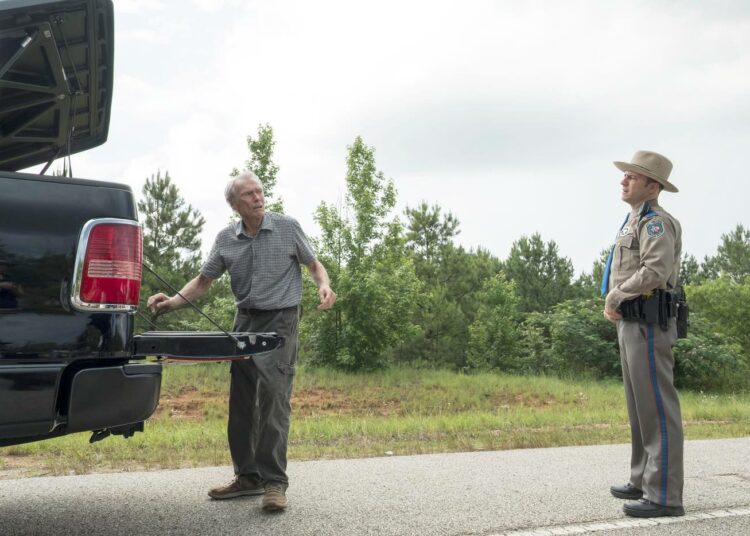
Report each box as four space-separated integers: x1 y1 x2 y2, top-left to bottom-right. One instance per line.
640 201 657 219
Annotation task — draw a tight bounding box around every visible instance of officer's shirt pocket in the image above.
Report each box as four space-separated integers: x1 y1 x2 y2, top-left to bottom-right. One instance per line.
616 233 639 272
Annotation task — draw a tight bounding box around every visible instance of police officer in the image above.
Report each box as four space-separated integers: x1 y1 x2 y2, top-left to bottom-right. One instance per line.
602 151 685 518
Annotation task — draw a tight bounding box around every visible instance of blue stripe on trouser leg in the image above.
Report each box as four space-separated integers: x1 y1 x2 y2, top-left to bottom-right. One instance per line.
646 324 669 504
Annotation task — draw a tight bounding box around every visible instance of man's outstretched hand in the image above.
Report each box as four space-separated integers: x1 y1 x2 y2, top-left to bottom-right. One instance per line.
318 285 336 310
147 293 173 315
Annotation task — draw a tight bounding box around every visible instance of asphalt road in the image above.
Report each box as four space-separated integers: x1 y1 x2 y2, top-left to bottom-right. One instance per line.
0 437 748 536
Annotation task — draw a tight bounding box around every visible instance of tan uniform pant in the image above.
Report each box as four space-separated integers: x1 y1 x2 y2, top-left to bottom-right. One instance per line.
617 317 684 507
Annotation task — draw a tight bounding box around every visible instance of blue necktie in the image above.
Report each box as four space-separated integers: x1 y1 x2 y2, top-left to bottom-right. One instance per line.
600 213 630 296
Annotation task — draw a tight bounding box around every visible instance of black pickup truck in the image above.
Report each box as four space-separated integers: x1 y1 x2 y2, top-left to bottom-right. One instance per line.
0 0 280 448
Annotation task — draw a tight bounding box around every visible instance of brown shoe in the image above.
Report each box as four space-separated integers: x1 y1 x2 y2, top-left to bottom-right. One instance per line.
208 475 264 500
261 482 288 511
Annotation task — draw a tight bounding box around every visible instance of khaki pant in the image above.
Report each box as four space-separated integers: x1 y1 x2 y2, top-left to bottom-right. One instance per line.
617 317 683 506
228 307 298 487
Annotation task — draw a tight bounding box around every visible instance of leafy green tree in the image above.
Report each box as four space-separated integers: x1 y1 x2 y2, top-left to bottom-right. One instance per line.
182 274 236 332
305 136 419 370
504 233 577 313
137 171 205 331
517 297 619 379
344 136 397 268
687 276 750 353
466 273 521 371
232 123 283 213
673 313 748 391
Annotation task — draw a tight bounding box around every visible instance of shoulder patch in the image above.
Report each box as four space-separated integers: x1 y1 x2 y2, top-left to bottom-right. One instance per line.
646 219 665 238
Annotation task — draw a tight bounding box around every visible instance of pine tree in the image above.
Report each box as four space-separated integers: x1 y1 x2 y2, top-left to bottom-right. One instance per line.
505 233 576 313
137 170 205 331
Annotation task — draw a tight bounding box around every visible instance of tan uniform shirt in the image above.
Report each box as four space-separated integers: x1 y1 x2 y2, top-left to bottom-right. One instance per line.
605 200 682 312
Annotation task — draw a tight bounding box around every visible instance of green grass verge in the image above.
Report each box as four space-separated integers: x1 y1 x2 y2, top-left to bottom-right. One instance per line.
1 365 748 478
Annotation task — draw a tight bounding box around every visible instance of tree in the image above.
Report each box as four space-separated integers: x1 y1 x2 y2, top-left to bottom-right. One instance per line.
396 235 503 369
137 171 205 331
673 312 748 391
697 224 750 284
679 254 701 286
698 254 720 282
305 136 419 370
404 201 460 281
232 123 283 213
399 202 467 367
466 273 521 371
575 247 611 297
504 233 576 313
417 245 502 369
687 276 750 354
712 224 750 283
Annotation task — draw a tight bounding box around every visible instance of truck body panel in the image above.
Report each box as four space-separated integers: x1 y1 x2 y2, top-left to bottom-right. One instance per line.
0 171 162 445
0 0 283 449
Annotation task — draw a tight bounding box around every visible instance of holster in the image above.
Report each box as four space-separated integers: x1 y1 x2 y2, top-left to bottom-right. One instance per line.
673 287 689 339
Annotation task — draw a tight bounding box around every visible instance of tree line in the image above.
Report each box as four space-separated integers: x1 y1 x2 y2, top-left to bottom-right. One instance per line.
136 125 750 392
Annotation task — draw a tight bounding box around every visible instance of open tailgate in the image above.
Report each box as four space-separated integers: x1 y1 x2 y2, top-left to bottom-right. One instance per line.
133 331 284 361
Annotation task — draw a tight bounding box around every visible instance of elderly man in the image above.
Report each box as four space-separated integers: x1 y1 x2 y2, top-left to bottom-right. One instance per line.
601 151 684 518
148 171 336 512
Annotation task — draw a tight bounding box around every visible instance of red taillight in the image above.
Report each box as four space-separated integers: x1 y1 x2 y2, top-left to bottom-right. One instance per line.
79 223 142 306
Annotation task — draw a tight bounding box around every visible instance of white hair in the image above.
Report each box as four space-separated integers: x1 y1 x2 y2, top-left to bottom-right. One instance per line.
225 171 262 205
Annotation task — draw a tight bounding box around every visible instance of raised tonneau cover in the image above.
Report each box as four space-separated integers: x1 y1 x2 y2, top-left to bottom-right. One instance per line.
0 0 114 171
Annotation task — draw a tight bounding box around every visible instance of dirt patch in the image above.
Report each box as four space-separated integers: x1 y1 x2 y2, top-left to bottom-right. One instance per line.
155 386 562 419
155 385 224 420
0 452 51 479
490 392 558 409
292 387 403 417
155 385 404 419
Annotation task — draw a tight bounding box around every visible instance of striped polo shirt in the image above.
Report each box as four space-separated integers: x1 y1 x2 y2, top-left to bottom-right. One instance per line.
200 212 316 310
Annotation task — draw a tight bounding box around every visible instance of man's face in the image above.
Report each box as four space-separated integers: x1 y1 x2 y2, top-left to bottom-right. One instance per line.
620 172 657 207
231 178 265 220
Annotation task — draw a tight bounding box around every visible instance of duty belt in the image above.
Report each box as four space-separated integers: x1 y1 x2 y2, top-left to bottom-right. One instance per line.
619 289 677 331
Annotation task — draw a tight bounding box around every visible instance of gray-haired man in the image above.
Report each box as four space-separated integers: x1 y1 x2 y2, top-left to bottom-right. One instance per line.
148 171 336 512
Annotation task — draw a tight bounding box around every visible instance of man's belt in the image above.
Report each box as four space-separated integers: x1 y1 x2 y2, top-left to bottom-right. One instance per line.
237 305 298 315
619 289 676 330
619 288 689 337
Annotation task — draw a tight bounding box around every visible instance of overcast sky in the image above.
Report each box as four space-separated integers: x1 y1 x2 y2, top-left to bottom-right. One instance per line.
47 0 750 274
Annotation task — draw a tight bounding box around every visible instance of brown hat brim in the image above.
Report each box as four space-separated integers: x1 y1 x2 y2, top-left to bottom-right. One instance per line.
613 161 679 193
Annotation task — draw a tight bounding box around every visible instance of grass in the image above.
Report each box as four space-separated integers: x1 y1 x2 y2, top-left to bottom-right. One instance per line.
1 364 748 479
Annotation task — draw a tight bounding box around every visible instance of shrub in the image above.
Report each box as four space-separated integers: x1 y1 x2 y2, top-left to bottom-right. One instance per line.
673 313 749 392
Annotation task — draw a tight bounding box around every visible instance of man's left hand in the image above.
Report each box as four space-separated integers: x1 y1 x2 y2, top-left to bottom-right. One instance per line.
318 285 337 310
603 306 622 323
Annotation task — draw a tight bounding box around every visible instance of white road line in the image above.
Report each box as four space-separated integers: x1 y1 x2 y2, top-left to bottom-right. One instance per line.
489 507 750 536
